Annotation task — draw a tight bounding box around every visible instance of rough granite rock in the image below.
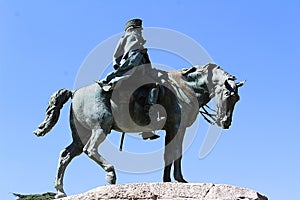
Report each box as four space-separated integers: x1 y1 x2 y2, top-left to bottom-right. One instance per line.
59 182 268 200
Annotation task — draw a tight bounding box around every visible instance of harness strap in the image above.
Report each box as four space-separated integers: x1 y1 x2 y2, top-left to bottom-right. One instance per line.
200 105 218 125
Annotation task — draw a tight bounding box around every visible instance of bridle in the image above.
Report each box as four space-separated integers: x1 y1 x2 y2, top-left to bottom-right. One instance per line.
200 79 240 126
199 104 219 125
199 80 231 126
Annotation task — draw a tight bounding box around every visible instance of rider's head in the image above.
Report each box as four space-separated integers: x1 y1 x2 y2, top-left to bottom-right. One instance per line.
125 18 143 32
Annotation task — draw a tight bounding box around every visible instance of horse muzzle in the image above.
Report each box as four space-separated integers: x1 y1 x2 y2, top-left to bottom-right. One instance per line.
217 117 232 129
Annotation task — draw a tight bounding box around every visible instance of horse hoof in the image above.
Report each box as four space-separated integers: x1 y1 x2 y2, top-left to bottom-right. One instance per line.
180 179 188 183
55 192 67 199
105 171 116 184
176 178 188 183
163 177 171 182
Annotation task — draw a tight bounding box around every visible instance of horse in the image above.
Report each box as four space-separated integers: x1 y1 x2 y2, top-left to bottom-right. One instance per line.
34 63 244 198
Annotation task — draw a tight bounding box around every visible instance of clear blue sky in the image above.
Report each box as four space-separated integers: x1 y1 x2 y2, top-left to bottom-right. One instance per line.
1 1 299 200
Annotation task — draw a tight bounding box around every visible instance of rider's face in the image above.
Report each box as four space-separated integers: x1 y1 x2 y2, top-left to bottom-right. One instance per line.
135 28 143 34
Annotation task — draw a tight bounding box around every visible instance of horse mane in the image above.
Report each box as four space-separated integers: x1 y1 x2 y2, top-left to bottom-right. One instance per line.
181 63 236 83
174 62 238 106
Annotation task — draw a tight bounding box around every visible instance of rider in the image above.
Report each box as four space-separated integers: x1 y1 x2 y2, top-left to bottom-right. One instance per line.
97 18 161 140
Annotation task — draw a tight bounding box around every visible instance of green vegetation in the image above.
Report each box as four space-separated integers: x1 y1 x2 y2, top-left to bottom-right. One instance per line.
13 192 56 200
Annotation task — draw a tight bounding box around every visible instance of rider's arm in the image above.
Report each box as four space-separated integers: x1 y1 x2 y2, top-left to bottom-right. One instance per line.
113 36 125 69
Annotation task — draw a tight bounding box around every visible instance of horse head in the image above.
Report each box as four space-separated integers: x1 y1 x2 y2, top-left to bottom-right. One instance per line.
211 66 245 129
182 63 245 129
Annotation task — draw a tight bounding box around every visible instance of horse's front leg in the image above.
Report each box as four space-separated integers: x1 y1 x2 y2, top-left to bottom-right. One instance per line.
173 128 188 183
163 127 187 182
174 156 187 183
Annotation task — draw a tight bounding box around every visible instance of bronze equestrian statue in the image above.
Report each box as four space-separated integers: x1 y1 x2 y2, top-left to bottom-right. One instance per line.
34 62 244 198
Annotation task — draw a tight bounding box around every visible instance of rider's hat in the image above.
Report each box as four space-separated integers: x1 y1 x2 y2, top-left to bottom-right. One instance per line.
125 18 143 31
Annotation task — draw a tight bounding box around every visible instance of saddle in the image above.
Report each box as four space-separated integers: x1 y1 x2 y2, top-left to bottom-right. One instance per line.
97 68 167 144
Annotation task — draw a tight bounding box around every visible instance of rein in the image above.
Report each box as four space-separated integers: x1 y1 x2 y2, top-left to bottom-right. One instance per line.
199 104 218 125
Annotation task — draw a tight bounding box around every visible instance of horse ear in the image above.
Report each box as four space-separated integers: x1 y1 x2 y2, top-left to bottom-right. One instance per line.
224 80 232 90
182 66 197 76
237 80 246 88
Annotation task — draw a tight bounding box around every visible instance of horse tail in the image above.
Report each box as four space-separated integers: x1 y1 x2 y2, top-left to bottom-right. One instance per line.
34 88 73 137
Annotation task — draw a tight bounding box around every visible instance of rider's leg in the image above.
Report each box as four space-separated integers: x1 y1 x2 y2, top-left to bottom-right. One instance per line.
96 53 137 88
141 84 162 140
97 70 117 85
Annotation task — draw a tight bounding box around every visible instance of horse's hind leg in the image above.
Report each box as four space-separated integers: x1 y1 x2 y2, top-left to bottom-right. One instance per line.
84 128 116 184
54 142 83 198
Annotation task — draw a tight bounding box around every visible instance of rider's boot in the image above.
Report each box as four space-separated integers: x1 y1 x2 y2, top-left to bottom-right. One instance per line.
140 131 160 140
148 85 166 121
141 85 164 140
